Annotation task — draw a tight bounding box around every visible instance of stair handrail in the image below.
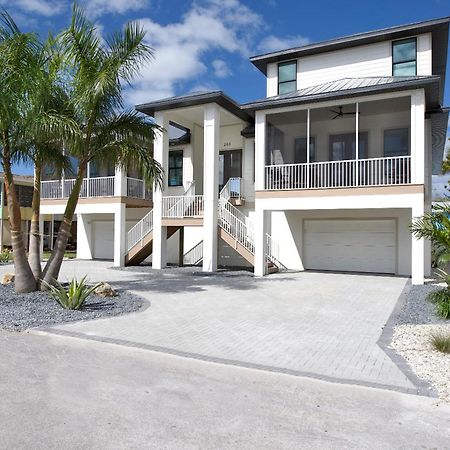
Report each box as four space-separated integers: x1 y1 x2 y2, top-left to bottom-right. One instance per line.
127 209 154 251
183 240 203 265
165 181 197 217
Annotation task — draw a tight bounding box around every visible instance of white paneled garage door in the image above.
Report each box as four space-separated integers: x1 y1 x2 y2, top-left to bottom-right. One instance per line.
93 221 114 260
304 219 396 274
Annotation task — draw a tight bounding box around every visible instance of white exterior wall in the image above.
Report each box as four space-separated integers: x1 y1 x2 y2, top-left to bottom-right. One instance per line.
265 33 433 96
270 209 413 275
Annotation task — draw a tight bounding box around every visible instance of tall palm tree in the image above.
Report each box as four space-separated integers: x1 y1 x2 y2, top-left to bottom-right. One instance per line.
41 5 163 286
0 11 40 293
25 36 74 282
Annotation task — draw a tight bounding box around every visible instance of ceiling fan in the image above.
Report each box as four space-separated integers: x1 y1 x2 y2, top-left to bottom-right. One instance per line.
330 106 359 120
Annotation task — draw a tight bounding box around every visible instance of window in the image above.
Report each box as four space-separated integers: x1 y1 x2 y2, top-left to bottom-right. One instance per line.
392 38 416 76
294 137 316 163
168 150 183 186
278 60 297 95
329 132 368 160
384 128 409 157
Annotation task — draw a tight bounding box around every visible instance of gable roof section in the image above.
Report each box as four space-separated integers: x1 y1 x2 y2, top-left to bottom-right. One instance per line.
135 91 252 122
241 76 442 112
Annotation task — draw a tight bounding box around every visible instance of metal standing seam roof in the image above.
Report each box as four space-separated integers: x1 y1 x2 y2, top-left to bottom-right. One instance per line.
241 76 441 111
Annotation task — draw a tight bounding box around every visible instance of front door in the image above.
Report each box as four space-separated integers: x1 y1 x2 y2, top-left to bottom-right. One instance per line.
219 149 242 191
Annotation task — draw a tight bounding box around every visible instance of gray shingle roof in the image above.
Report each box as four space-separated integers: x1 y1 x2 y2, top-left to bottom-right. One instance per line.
242 76 441 111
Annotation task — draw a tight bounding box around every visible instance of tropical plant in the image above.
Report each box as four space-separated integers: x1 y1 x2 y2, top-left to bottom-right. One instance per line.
410 203 450 268
41 4 163 287
0 248 11 263
427 269 450 319
430 332 450 353
42 276 101 310
0 11 41 292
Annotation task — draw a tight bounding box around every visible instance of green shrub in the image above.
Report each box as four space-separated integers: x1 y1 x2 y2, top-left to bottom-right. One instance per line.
430 333 450 353
0 249 11 263
427 288 450 320
42 276 101 310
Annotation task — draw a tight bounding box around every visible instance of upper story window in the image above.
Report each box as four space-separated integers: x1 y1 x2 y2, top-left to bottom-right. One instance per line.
384 128 409 157
278 60 297 95
168 150 183 187
392 38 417 76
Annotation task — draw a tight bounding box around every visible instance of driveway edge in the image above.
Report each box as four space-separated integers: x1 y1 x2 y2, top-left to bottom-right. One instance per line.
377 280 438 398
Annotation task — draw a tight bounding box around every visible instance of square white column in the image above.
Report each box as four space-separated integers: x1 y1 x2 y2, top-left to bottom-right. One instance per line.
153 111 169 269
77 213 93 260
410 89 425 185
202 104 220 272
115 166 127 197
114 203 126 267
39 217 44 260
254 207 267 277
254 111 266 191
411 202 425 285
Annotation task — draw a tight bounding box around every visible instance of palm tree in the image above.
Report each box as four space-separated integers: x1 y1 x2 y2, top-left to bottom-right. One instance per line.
41 5 163 286
0 11 40 293
25 36 74 282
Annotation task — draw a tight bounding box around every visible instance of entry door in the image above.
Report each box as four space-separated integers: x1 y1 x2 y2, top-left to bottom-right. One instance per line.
304 219 396 274
219 149 242 191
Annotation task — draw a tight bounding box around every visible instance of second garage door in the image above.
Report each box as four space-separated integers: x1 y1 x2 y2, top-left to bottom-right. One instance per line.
304 219 396 274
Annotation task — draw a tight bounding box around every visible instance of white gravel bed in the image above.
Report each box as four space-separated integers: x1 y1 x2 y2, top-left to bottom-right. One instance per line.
0 284 146 332
391 282 450 401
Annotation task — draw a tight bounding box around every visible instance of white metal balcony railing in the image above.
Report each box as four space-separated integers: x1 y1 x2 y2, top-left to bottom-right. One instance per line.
220 177 243 199
41 177 151 200
127 177 152 199
264 156 411 190
162 195 204 218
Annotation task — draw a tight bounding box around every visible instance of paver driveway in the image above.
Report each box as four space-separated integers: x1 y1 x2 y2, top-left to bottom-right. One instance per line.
22 260 417 393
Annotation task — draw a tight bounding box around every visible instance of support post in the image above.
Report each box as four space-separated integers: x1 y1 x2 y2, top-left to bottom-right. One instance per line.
254 207 267 277
202 104 220 272
412 202 425 285
153 111 169 269
76 213 93 259
355 102 359 186
50 215 54 251
254 111 266 191
410 89 425 185
306 108 310 189
39 217 44 261
115 166 127 197
114 203 126 267
178 226 184 267
0 181 3 251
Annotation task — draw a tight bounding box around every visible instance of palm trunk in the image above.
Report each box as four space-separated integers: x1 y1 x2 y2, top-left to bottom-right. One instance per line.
1 136 37 293
41 162 86 286
28 164 42 283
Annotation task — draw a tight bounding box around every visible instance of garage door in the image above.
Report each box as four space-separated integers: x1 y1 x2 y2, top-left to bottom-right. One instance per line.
304 219 396 274
93 222 114 260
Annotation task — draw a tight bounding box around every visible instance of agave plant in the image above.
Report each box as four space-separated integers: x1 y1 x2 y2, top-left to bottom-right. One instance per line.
42 276 101 310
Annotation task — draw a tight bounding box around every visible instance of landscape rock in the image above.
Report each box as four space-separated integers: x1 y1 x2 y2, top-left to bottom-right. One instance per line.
1 273 15 285
94 282 117 297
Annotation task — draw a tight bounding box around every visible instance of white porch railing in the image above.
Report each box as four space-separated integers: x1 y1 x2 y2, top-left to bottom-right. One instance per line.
265 155 411 190
183 240 203 265
127 209 153 251
162 195 204 218
220 177 243 199
127 177 151 199
41 176 116 199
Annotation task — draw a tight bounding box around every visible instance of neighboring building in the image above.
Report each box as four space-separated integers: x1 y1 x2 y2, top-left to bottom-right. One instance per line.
40 17 450 285
0 173 34 250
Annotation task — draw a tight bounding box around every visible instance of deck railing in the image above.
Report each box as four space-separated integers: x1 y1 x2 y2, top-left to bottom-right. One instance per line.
265 155 411 190
162 195 204 218
41 176 150 199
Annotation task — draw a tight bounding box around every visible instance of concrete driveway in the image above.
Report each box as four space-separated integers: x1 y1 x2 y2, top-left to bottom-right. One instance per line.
23 261 418 394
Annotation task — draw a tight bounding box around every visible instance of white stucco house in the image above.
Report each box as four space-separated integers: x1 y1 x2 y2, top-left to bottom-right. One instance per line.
40 17 450 285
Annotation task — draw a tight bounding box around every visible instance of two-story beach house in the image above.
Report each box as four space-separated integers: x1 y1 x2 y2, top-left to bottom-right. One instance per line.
40 17 449 284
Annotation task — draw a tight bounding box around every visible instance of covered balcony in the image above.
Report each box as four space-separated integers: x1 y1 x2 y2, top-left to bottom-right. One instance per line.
263 96 415 191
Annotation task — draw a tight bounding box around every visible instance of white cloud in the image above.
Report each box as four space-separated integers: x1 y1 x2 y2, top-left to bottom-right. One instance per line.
126 0 264 105
212 59 231 78
81 0 149 19
257 34 310 54
0 0 65 16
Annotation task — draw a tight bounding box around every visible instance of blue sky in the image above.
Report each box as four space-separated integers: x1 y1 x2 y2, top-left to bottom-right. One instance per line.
3 0 450 174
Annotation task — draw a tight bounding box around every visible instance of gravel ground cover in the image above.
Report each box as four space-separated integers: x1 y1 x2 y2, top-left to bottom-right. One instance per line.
390 282 450 401
0 284 145 332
